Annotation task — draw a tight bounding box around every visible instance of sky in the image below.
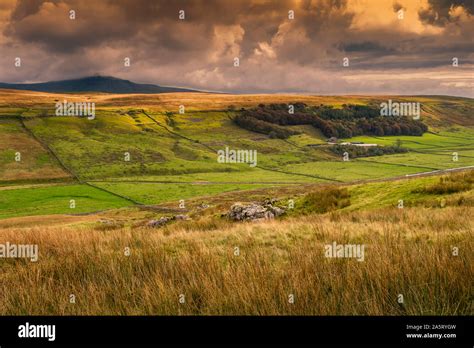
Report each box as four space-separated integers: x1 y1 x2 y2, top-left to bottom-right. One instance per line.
0 0 472 96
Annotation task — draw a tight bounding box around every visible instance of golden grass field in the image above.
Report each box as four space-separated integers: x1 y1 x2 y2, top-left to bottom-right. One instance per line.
0 89 387 110
0 205 471 315
2 89 472 126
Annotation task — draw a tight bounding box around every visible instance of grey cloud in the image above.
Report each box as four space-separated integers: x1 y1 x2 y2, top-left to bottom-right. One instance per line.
418 0 473 26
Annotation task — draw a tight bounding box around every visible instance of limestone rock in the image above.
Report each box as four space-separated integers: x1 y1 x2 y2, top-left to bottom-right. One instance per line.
227 201 285 221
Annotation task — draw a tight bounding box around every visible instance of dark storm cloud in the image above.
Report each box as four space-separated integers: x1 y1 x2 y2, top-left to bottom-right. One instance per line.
10 0 43 20
5 0 148 52
341 41 395 53
4 0 292 53
2 0 352 53
418 0 474 26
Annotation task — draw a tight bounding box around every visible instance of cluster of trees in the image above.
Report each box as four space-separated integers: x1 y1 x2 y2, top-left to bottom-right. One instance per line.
316 104 380 120
328 117 428 138
330 144 408 158
233 114 300 139
233 103 428 139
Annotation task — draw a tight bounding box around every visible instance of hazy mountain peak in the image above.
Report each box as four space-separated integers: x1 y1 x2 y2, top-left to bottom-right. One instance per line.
0 76 198 94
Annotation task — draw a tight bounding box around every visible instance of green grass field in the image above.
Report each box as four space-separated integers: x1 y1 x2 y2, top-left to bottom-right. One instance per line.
0 93 472 219
92 182 281 205
346 127 474 150
0 118 70 182
0 184 130 219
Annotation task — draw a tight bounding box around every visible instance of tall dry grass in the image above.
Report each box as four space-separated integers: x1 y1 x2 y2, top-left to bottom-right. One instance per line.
0 206 472 315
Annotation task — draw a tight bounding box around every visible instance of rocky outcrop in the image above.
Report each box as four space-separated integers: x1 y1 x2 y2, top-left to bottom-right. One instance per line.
147 214 189 228
147 216 173 228
227 200 285 221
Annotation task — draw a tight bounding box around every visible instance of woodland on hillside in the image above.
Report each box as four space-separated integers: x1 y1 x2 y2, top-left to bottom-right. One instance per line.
234 103 429 139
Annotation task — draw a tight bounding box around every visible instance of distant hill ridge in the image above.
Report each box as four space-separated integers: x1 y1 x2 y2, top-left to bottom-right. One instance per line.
0 76 199 94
